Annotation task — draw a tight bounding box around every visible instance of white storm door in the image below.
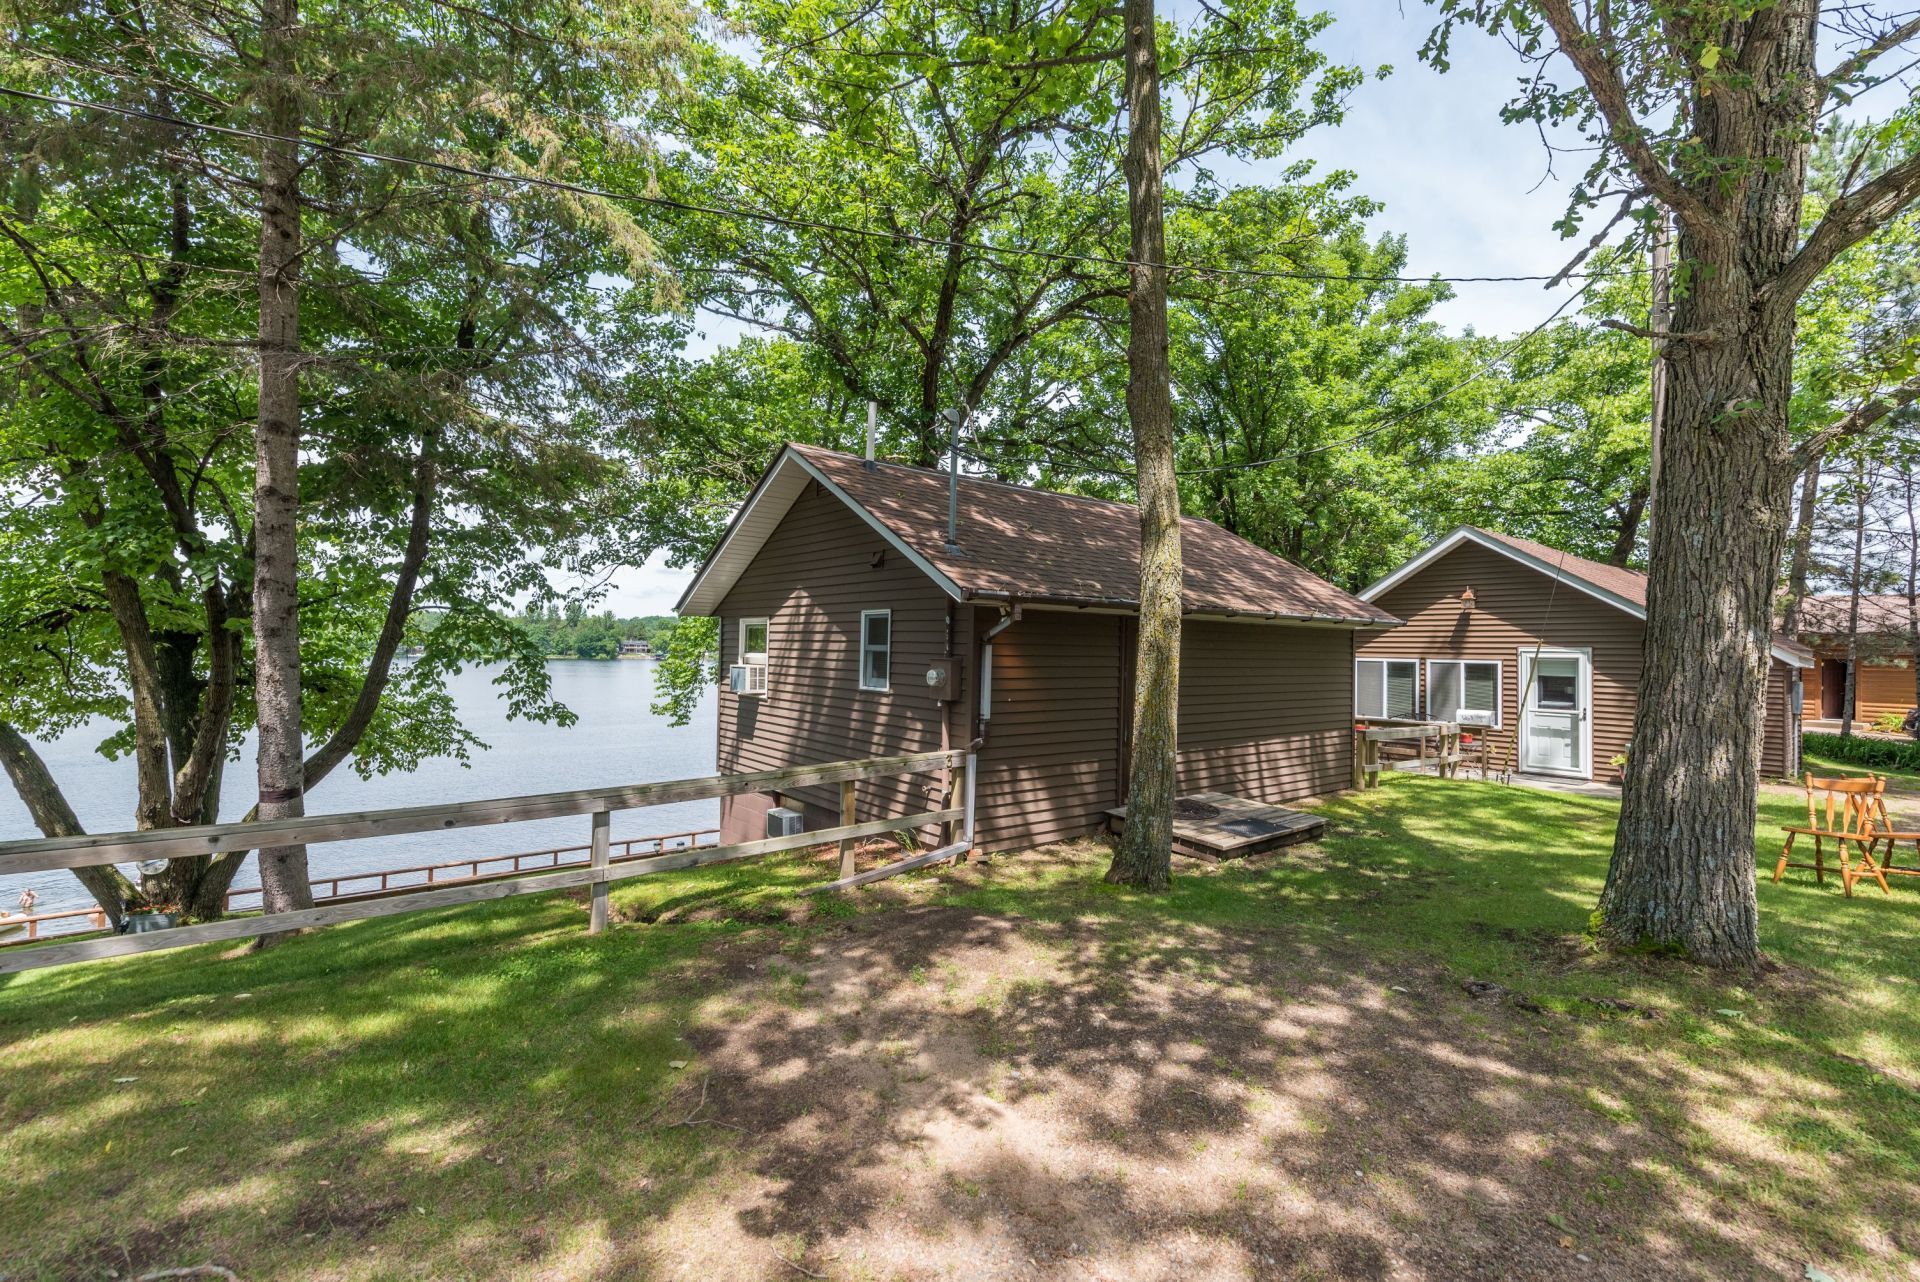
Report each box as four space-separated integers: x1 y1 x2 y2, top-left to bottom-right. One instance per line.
1518 648 1591 778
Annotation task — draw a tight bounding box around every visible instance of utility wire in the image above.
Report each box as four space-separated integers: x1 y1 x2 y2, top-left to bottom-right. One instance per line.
962 274 1597 483
0 83 1643 289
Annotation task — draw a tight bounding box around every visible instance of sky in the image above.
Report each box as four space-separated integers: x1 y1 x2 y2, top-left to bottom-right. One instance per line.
598 3 1603 616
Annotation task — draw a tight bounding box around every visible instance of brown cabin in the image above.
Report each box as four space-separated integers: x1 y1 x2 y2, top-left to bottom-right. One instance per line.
1794 594 1917 726
1356 528 1811 782
675 443 1399 852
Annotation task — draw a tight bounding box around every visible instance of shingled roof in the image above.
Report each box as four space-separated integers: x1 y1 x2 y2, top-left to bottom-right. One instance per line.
1797 593 1918 639
1361 526 1812 667
676 443 1398 626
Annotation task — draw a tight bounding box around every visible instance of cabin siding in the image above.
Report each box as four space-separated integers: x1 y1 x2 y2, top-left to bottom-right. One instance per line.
1801 651 1915 725
1762 661 1799 778
1360 539 1803 780
714 481 967 843
970 609 1124 852
971 611 1359 853
1176 621 1354 802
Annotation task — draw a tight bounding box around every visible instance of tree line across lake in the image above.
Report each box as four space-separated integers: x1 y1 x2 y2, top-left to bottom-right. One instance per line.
507 609 681 661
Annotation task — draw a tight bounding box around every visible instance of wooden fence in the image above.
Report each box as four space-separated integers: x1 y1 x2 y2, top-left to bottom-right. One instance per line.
0 749 971 975
221 827 721 913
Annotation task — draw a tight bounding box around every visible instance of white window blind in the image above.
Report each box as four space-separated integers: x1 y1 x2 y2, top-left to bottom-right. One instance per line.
1356 659 1418 719
1428 660 1500 725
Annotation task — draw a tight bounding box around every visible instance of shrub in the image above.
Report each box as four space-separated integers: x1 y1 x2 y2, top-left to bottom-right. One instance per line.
1873 711 1908 735
1803 731 1920 773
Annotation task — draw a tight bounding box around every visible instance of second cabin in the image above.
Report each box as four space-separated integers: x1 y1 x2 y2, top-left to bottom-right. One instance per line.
1355 527 1811 783
676 444 1398 852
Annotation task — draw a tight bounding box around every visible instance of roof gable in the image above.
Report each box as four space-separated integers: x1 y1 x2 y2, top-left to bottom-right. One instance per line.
1362 527 1648 619
1362 527 1811 667
677 443 1398 625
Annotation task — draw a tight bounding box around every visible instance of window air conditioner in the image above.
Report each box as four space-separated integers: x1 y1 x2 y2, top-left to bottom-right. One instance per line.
730 663 768 695
766 807 805 838
1455 708 1496 727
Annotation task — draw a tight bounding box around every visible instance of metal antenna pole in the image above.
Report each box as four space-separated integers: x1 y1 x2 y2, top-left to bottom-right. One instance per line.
944 407 963 552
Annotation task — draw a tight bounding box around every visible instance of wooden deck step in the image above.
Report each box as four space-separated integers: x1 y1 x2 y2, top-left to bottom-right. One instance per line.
1104 792 1326 862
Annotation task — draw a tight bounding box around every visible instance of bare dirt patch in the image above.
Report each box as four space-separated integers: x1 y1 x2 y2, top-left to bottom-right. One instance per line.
628 891 1829 1280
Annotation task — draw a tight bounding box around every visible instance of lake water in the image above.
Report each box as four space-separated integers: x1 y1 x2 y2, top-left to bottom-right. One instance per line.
0 661 717 920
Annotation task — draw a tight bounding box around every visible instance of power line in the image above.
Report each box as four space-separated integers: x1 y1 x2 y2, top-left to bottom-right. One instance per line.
0 83 1642 290
984 274 1596 483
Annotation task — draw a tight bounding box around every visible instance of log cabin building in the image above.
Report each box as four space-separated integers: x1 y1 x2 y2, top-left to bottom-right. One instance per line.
1794 594 1918 727
1356 528 1812 782
675 443 1400 852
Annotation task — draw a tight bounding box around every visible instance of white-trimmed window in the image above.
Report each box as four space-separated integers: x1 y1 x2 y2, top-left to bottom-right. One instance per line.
1356 658 1418 720
859 609 891 691
735 617 769 696
1427 659 1501 726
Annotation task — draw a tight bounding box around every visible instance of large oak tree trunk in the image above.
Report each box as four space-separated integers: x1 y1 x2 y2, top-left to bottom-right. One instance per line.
252 0 312 919
1106 0 1178 893
1596 5 1820 969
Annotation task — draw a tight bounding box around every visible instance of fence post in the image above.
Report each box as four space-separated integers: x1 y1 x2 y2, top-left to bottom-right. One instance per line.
963 751 978 856
588 806 611 934
945 758 967 850
838 780 858 879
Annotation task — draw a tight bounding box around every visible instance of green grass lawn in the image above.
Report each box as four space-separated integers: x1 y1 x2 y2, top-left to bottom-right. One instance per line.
3 779 1917 1279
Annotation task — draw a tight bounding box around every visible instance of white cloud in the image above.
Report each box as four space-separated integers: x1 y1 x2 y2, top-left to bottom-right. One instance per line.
597 550 700 617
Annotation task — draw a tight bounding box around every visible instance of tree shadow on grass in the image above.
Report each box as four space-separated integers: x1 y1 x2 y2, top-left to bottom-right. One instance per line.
629 870 1916 1280
3 780 1918 1279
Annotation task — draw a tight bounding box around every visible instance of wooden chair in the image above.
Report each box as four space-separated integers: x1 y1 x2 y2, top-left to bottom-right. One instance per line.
1775 773 1892 897
1862 791 1920 883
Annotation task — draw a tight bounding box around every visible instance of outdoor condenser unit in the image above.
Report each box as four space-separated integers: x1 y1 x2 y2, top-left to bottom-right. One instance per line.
730 663 768 695
766 807 805 839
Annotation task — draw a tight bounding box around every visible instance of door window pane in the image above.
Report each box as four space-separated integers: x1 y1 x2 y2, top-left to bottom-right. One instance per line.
1533 656 1578 709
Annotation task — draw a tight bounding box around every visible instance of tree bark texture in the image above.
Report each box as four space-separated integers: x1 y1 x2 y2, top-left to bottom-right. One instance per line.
1106 0 1178 893
252 0 312 918
1598 3 1824 969
1782 455 1823 636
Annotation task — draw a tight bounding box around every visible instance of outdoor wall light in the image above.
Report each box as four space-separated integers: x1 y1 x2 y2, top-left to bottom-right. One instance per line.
1460 587 1476 613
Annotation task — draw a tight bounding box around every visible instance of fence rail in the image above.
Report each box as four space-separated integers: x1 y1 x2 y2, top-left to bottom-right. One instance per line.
221 829 719 913
0 906 111 943
0 749 971 975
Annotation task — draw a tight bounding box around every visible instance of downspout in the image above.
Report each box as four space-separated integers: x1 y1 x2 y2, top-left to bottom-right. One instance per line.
970 602 1022 752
